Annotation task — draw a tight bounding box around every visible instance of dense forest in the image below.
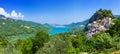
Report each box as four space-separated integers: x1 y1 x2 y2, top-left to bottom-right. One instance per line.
0 9 120 54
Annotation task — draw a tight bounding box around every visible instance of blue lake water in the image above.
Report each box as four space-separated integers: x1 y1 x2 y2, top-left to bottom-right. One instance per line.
50 27 69 34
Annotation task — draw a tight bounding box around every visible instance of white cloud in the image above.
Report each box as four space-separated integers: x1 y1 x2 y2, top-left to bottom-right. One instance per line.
11 10 17 17
11 10 24 18
0 7 24 19
0 8 10 17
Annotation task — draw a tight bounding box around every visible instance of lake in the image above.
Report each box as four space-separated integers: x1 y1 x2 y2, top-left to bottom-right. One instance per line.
50 27 69 34
8 27 69 41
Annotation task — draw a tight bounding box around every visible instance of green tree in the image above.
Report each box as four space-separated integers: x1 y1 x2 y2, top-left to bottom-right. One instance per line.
0 36 8 48
31 30 50 53
87 32 113 51
109 17 120 37
35 35 76 54
70 32 95 52
14 38 33 54
0 36 17 54
89 8 114 23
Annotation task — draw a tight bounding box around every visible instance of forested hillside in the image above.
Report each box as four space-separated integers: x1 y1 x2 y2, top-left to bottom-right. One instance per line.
0 15 51 36
64 19 89 31
89 8 114 23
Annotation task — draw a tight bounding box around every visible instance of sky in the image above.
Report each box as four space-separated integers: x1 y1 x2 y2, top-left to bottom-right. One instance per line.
0 0 120 25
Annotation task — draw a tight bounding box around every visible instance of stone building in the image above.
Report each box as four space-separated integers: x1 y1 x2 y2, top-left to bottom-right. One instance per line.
86 17 112 38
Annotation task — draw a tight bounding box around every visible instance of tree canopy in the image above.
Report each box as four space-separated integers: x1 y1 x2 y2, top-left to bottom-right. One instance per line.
89 8 114 23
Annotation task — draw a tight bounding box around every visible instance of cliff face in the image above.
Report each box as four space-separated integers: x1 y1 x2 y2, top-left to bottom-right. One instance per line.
85 17 112 38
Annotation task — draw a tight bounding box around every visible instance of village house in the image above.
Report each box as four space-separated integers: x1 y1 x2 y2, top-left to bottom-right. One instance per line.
86 17 112 38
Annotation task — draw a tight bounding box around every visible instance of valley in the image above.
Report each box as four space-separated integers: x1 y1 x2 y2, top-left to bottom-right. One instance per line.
1 0 120 54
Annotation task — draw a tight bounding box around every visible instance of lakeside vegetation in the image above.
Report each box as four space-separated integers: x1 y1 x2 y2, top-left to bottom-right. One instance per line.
0 9 120 54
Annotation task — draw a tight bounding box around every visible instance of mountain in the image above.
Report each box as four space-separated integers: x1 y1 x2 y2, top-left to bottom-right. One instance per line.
85 9 115 38
64 19 89 28
114 15 120 18
0 15 51 36
64 19 89 31
0 15 5 18
89 9 114 23
43 23 54 28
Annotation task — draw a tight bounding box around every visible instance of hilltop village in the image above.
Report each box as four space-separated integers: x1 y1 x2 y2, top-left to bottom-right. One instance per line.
86 17 112 38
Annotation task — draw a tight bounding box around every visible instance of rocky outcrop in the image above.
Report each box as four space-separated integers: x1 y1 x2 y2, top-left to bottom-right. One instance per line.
85 17 112 38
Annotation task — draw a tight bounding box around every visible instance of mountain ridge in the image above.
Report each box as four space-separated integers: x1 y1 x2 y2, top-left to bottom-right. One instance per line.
0 15 51 36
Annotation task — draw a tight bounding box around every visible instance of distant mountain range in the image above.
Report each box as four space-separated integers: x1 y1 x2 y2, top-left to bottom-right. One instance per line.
114 15 120 18
64 19 89 31
64 19 89 27
0 15 51 36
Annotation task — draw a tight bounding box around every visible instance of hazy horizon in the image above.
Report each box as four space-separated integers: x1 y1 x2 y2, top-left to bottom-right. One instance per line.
0 0 120 25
